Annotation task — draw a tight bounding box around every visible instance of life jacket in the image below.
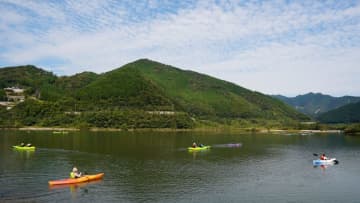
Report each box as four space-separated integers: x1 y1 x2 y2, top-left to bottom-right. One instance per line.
320 155 325 160
70 172 76 178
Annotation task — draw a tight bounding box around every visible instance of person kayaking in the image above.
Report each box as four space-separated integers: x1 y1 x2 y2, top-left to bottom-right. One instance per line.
26 143 32 147
70 167 82 179
192 142 197 148
199 143 204 147
20 142 25 147
320 153 328 160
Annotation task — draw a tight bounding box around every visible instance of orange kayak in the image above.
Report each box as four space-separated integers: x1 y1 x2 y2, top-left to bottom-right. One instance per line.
48 173 104 185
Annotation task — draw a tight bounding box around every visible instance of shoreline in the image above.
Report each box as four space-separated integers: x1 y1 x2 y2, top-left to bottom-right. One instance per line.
0 126 343 134
262 129 342 134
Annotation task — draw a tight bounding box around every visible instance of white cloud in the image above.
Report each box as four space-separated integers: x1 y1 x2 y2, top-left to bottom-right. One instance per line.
0 0 359 96
203 43 360 96
0 7 25 25
2 0 66 21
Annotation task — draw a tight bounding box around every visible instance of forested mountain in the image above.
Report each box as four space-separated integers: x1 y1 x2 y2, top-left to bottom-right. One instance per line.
128 59 307 121
272 93 360 118
0 65 58 99
56 72 98 91
0 65 57 88
317 101 360 123
0 59 309 129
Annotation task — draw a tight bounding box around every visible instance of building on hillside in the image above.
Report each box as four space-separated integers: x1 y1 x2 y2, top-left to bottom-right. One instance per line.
0 101 15 110
147 111 175 115
4 87 24 94
4 87 25 102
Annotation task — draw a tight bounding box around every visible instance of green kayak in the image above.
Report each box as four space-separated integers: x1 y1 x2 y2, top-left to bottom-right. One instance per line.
188 146 211 151
13 145 36 150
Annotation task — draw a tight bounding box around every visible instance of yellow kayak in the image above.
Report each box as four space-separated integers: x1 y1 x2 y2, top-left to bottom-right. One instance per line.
188 146 211 151
13 145 36 150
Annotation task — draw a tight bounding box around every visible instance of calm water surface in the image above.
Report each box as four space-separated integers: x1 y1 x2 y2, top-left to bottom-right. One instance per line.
1 130 360 202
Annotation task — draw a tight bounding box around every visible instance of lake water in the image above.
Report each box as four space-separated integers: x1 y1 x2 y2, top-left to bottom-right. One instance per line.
1 130 360 202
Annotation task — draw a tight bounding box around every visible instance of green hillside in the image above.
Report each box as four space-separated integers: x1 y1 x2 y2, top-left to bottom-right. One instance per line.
0 65 56 89
0 65 60 100
0 59 309 129
0 89 5 100
127 59 308 121
56 71 98 91
77 66 173 110
317 101 360 123
273 93 360 118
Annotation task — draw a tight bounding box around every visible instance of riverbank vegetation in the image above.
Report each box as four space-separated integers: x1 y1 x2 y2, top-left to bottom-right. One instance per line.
1 99 358 133
0 99 193 129
344 123 360 135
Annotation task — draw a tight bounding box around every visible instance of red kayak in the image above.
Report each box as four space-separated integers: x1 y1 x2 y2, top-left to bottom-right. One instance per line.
48 173 104 185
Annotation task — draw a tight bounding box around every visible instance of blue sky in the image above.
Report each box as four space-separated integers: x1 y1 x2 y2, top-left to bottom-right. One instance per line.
0 0 359 96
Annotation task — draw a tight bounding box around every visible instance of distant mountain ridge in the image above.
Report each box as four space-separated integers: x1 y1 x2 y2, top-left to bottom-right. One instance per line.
0 59 308 129
272 93 360 118
317 101 360 123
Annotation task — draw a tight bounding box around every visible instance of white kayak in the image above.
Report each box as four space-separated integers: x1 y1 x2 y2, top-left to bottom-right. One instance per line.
313 158 338 165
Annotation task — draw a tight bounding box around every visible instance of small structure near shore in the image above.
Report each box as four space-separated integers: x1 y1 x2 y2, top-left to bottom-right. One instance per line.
147 111 175 115
0 87 26 109
4 87 25 102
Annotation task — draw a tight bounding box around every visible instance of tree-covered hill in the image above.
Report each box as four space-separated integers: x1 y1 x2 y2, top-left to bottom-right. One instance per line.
0 65 59 100
0 59 309 129
76 66 173 110
127 59 308 121
56 71 98 91
0 65 57 89
317 101 360 123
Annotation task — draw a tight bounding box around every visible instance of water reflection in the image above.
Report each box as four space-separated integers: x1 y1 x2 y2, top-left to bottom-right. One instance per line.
313 164 332 172
49 179 102 191
49 179 102 201
313 161 339 171
13 148 35 160
188 149 211 160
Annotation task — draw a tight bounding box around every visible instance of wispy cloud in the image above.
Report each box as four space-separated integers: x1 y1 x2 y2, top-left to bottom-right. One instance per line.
0 0 359 96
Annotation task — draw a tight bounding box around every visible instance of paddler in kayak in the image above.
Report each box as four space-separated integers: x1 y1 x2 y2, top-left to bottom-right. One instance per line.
192 142 197 148
320 153 328 160
70 167 82 178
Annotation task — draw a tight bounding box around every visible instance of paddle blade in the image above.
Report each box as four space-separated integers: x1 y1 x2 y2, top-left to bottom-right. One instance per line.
313 153 318 156
334 160 339 165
